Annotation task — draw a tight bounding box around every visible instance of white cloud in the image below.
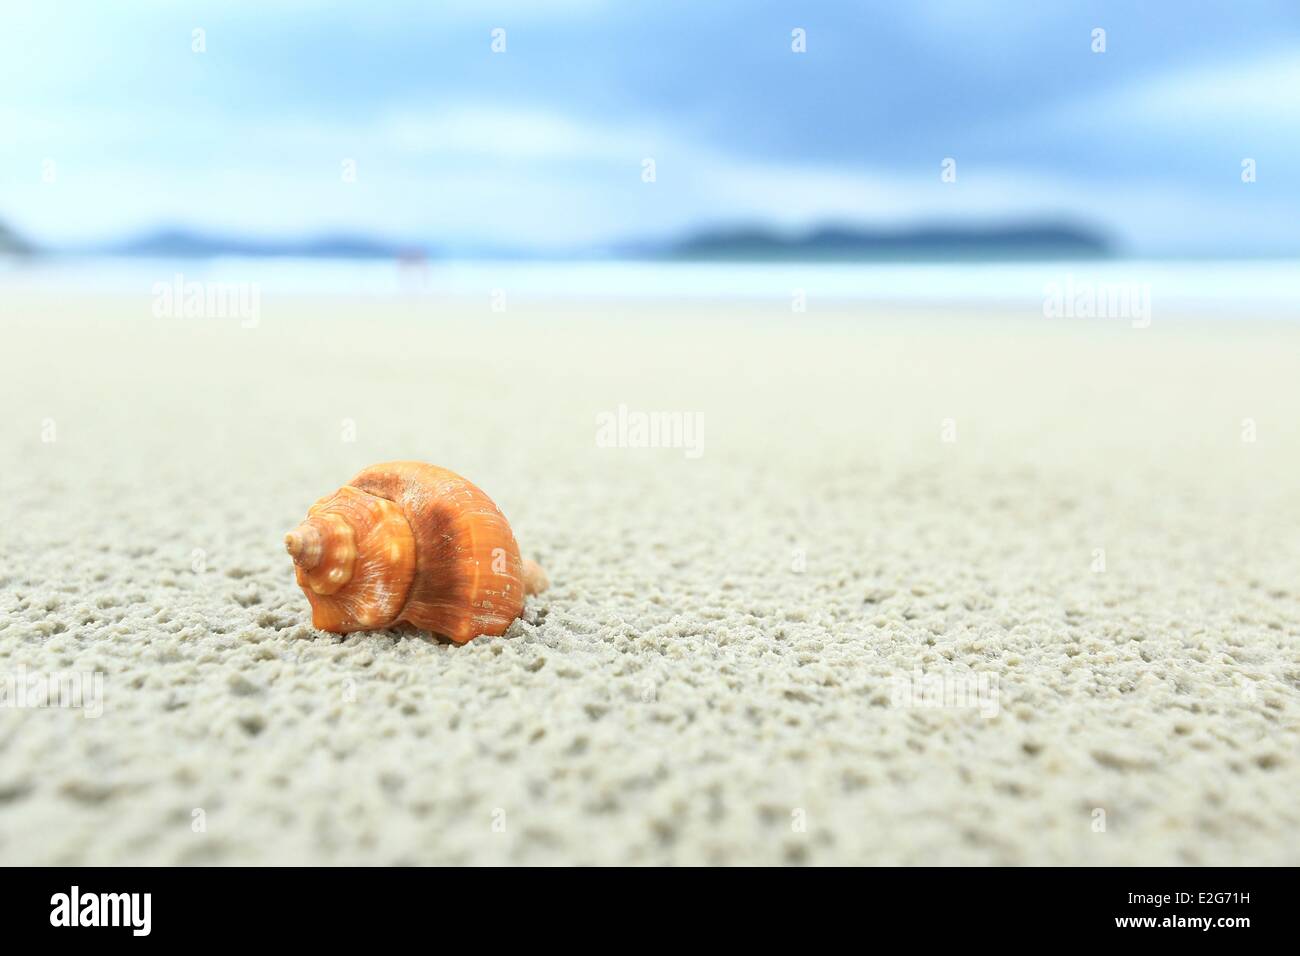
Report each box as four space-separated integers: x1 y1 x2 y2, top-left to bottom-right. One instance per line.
377 106 659 161
1113 49 1300 119
1028 47 1300 143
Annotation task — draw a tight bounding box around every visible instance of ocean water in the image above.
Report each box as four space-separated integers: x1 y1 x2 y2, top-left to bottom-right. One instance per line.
0 256 1295 312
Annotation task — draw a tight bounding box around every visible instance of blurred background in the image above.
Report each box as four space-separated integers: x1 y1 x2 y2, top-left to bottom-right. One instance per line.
0 0 1297 298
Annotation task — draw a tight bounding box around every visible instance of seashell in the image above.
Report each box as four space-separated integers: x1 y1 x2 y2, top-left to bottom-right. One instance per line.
284 461 547 644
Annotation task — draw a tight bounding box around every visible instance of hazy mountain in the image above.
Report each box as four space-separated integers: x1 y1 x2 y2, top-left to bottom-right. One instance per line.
0 219 35 256
666 224 1113 262
71 221 1114 262
109 229 424 259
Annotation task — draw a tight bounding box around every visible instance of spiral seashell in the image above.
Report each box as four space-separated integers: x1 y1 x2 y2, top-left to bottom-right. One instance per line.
284 461 547 644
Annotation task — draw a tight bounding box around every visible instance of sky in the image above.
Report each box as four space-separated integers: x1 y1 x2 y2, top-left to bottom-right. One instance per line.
2 0 1297 256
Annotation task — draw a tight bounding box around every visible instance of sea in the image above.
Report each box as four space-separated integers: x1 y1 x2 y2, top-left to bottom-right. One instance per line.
0 256 1295 313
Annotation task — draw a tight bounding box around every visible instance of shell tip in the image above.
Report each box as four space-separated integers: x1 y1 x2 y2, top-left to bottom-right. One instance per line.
285 523 323 570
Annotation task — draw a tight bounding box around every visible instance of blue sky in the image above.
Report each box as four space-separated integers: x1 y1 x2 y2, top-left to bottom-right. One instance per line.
2 0 1297 255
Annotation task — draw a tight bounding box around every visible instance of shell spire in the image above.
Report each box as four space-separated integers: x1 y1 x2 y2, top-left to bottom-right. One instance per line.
284 523 323 570
284 462 547 644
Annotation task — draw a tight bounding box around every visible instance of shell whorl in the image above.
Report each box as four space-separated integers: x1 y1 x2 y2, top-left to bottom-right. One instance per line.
285 512 356 592
288 485 416 632
348 461 527 644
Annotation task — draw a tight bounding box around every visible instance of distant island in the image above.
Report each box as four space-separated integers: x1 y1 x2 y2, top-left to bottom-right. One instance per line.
0 219 35 256
664 224 1112 262
31 220 1113 262
109 229 414 260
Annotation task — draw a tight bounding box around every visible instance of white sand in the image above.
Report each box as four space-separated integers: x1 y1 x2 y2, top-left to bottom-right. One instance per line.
1 292 1297 864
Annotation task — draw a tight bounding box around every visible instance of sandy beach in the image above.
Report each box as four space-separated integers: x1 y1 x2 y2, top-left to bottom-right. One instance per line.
1 290 1297 865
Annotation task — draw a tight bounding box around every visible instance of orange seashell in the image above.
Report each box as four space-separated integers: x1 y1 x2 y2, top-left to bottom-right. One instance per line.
284 461 547 644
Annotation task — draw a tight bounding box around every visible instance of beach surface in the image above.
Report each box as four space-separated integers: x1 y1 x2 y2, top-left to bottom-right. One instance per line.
1 290 1298 864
